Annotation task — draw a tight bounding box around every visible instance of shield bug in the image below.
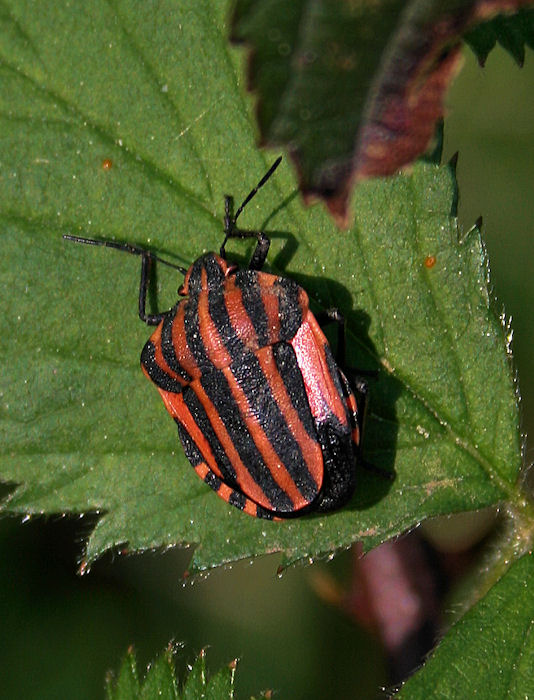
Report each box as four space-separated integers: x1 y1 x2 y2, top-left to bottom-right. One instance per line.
65 158 377 519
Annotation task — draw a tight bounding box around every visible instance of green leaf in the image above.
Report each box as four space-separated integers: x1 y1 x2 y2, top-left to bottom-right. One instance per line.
0 1 521 573
105 646 236 700
231 0 534 222
106 648 140 700
396 552 534 698
465 7 534 65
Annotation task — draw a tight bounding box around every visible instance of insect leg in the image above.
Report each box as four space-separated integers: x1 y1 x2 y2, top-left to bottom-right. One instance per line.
317 307 378 377
137 252 168 326
318 307 393 481
63 234 185 326
316 308 346 364
339 366 394 481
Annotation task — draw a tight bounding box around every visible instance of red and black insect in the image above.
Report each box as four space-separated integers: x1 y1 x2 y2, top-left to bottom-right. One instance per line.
65 158 375 519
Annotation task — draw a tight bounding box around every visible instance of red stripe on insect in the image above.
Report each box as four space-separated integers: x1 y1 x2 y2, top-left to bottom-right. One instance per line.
194 462 210 479
290 312 348 427
345 392 361 446
307 313 349 425
224 278 260 352
171 304 200 379
222 365 310 510
197 270 233 369
259 277 281 345
190 379 273 509
345 392 358 415
218 481 233 501
149 323 188 385
157 389 222 477
243 500 259 517
255 345 323 490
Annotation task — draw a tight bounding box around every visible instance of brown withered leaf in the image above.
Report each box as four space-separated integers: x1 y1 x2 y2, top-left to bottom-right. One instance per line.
231 0 534 225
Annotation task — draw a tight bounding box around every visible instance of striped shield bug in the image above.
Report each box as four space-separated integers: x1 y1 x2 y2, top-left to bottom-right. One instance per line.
65 158 378 519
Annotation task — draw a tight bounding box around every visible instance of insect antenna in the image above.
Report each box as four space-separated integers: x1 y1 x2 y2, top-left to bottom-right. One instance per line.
63 234 188 274
232 156 282 225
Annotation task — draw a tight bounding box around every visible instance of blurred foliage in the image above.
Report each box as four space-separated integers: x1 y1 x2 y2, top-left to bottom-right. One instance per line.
105 646 237 700
398 553 534 698
465 6 534 65
0 516 384 699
